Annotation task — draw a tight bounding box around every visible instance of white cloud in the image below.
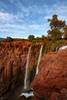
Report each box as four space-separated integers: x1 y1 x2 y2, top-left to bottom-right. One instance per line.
0 22 48 38
0 12 18 23
0 1 67 38
43 3 67 22
0 23 45 32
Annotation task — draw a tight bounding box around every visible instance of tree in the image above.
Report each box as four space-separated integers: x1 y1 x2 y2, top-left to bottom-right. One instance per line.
28 35 35 40
6 36 13 41
48 15 65 30
48 15 65 40
64 25 67 39
42 35 45 38
48 29 63 40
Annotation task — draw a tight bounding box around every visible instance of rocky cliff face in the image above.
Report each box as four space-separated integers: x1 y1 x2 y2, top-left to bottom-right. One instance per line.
0 41 41 97
32 49 67 100
0 41 31 81
0 41 31 96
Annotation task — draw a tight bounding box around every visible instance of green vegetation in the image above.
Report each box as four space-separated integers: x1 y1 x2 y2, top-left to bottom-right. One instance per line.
48 15 65 40
48 29 63 40
28 35 35 40
27 14 67 51
64 25 67 39
6 37 13 41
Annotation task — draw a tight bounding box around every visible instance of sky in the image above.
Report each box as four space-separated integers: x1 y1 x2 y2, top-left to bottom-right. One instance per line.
0 0 67 38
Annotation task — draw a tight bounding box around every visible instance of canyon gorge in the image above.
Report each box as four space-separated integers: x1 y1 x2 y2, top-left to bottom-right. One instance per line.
0 40 67 100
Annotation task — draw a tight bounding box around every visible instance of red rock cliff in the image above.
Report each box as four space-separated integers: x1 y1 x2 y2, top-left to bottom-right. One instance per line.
0 41 40 81
32 49 67 100
0 41 42 97
0 41 30 81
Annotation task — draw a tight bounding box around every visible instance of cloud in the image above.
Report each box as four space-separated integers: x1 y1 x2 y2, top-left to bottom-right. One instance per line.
0 0 67 38
0 12 17 23
0 22 48 38
0 23 45 32
43 3 67 22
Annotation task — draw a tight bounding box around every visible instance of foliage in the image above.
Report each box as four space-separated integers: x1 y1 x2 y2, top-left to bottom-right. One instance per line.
48 15 65 30
64 25 67 39
48 28 63 40
6 37 13 42
48 15 65 41
28 35 35 40
45 40 67 52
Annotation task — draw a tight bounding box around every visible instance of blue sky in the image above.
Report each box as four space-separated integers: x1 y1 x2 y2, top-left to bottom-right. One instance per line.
0 0 67 38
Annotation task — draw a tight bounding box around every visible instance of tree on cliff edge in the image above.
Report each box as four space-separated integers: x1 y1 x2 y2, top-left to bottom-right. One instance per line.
64 25 67 39
48 15 65 40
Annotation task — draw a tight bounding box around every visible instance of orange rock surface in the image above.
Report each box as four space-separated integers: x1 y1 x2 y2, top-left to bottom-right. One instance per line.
32 49 67 100
0 41 40 81
0 41 31 81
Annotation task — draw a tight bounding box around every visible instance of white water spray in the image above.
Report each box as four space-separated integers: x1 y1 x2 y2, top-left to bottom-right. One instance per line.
36 45 43 75
59 45 67 50
24 46 31 90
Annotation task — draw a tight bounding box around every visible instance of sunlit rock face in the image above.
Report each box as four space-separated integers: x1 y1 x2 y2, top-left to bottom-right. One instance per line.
32 49 67 100
0 41 40 82
0 41 42 98
0 41 30 81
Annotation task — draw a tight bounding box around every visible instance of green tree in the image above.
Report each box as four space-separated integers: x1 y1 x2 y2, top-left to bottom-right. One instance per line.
48 15 65 30
48 29 63 40
28 35 35 40
6 36 13 41
48 15 65 40
64 25 67 39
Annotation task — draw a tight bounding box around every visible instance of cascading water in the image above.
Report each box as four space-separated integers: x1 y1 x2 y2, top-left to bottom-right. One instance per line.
20 45 43 98
20 46 34 98
36 45 43 75
24 46 31 90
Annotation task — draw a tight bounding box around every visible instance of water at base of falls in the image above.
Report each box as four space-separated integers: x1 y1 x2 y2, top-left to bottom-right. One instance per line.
20 90 34 98
19 88 34 99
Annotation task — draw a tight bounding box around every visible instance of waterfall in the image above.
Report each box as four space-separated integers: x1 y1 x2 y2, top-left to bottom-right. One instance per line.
24 46 31 90
20 45 43 98
36 45 43 75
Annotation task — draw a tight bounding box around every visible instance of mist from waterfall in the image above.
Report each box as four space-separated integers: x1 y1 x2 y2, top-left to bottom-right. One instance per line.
36 45 43 75
24 46 31 90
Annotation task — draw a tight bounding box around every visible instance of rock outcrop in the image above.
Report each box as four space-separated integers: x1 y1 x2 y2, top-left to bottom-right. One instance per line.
32 49 67 100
